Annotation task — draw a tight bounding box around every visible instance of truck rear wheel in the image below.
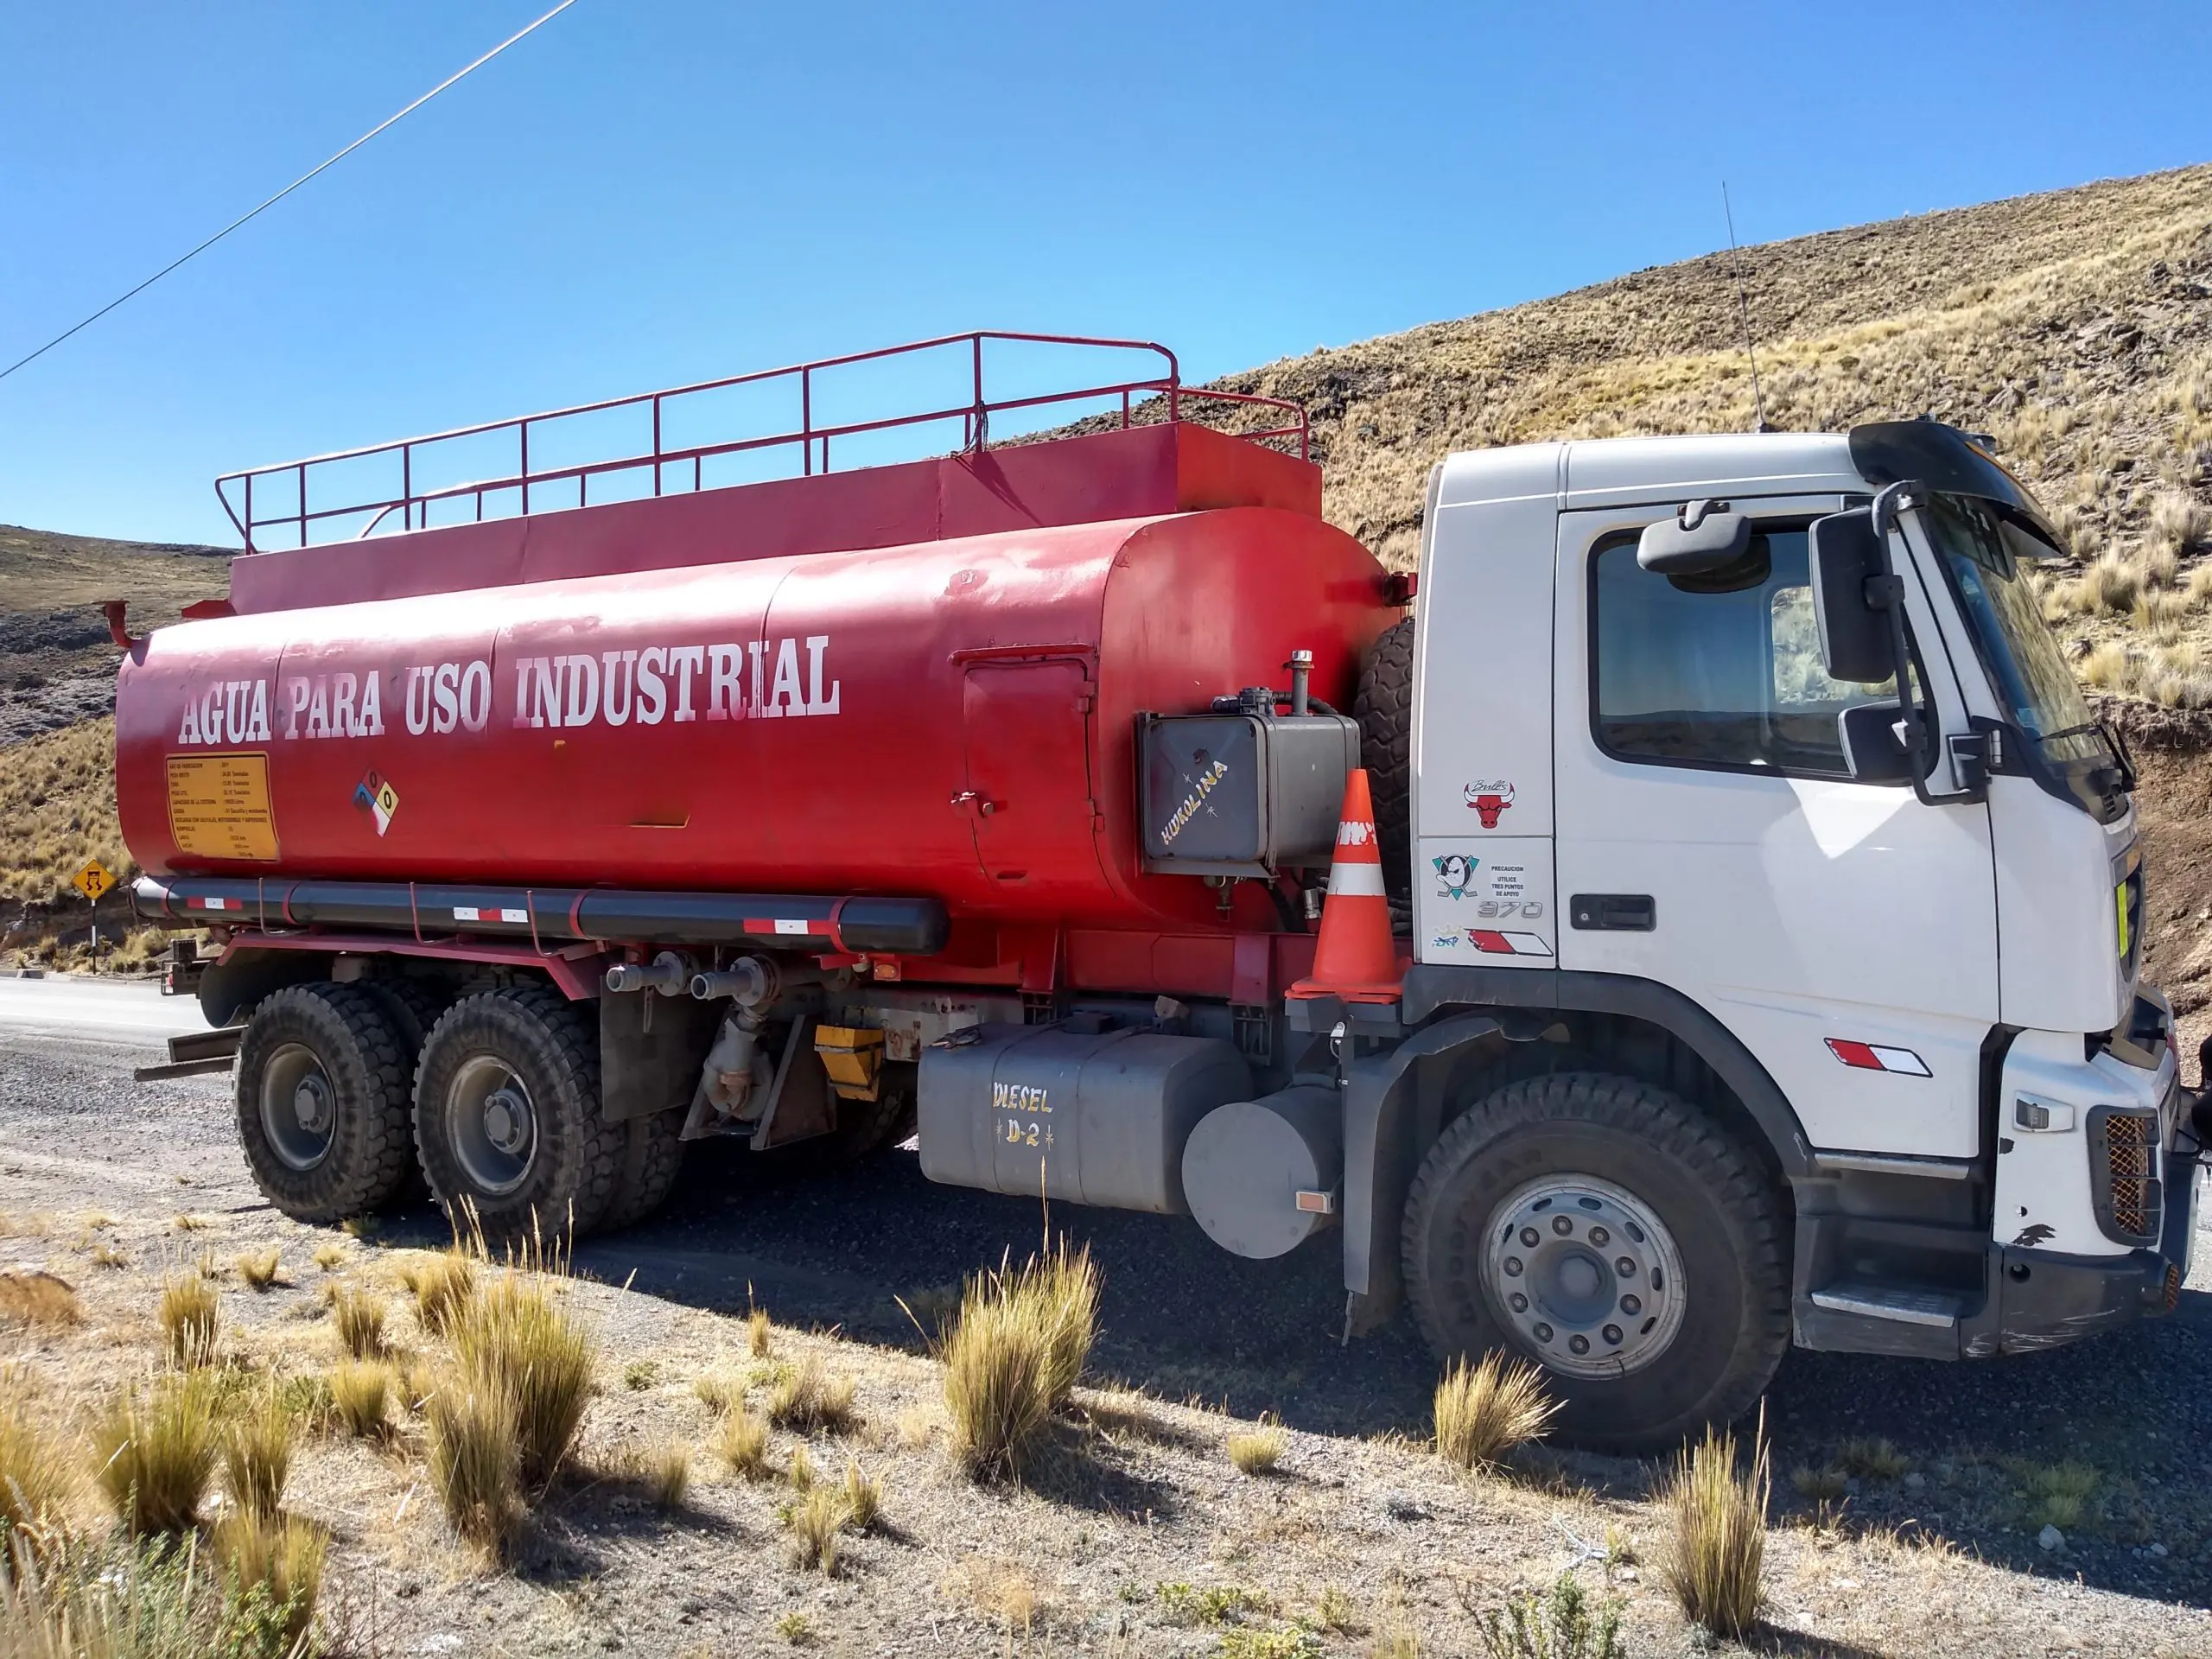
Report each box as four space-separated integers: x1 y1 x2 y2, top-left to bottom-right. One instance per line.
234 983 416 1224
413 987 625 1240
601 1110 686 1230
1402 1071 1789 1452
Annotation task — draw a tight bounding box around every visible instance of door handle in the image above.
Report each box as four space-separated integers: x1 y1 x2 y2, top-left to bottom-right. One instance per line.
1570 893 1655 931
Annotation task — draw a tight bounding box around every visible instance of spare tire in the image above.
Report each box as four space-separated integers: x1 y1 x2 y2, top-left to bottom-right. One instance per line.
1355 614 1415 911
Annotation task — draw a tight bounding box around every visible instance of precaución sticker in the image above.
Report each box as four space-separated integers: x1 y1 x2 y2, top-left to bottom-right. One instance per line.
167 753 278 862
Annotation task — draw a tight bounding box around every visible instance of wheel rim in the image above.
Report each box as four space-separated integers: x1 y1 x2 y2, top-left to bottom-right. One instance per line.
259 1042 338 1172
445 1054 538 1197
1481 1173 1686 1377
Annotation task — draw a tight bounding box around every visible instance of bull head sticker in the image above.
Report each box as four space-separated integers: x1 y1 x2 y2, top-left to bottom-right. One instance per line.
1464 779 1515 829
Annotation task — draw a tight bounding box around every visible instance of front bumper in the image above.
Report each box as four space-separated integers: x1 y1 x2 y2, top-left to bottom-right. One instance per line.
1965 1145 2196 1357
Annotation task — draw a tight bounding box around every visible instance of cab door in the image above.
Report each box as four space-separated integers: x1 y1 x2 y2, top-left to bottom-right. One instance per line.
1551 499 1999 1160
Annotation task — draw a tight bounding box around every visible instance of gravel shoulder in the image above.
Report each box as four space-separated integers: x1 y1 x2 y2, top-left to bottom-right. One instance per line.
2 995 2209 1656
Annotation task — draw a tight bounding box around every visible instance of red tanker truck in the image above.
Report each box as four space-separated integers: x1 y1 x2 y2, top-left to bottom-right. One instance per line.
122 332 2202 1448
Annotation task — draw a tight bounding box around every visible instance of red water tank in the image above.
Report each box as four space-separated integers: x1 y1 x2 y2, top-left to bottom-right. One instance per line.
115 431 1389 941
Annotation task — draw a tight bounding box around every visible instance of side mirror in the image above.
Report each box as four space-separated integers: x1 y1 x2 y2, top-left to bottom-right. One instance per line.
1638 500 1752 575
1838 702 1914 784
1809 507 1898 683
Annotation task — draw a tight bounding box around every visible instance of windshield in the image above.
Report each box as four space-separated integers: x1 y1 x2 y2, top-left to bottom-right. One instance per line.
1919 493 2105 764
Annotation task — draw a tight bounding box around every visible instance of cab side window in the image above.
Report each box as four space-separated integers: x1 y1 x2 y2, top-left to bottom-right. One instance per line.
1591 526 1897 777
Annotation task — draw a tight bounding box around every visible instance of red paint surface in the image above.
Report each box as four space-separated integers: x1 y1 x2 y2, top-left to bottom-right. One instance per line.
1826 1039 1884 1070
226 424 1321 615
118 430 1389 1001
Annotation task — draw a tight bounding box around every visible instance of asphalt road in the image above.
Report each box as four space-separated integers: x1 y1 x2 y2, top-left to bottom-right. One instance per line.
3 975 2209 1603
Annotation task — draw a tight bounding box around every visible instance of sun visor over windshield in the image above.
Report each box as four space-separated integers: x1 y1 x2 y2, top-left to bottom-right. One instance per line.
1847 421 2057 540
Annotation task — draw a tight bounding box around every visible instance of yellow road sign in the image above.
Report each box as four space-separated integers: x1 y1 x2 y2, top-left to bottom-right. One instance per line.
71 859 116 903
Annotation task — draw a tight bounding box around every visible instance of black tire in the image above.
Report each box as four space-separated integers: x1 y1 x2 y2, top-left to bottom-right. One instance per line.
601 1110 687 1230
361 975 453 1057
360 976 454 1207
1355 615 1415 912
836 1068 918 1160
413 986 625 1241
234 983 416 1224
1402 1071 1789 1452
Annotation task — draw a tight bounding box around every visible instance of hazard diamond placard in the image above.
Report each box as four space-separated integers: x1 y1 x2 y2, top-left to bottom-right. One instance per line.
71 858 116 903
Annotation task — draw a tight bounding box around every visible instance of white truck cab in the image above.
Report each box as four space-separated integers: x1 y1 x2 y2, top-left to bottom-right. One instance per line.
1317 419 2198 1447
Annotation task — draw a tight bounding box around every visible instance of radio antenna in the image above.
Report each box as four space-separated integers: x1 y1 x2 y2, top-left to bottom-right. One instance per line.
1721 181 1770 434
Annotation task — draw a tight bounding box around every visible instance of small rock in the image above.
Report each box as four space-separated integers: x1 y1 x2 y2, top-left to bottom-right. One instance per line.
2039 1524 2066 1552
1904 1471 1926 1491
2150 1541 2169 1558
1382 1492 1427 1522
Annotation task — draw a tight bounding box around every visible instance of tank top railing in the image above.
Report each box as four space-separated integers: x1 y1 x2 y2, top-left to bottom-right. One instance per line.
213 330 1309 553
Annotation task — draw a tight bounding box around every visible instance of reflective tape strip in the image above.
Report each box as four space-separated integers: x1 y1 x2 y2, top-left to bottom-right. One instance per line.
453 906 481 922
499 907 528 924
742 918 818 936
1325 861 1388 898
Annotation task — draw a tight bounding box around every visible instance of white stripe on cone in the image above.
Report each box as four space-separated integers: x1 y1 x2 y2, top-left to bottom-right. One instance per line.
1326 861 1388 898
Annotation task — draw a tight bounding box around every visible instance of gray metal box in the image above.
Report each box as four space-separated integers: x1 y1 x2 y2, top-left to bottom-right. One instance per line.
1139 712 1359 878
918 1021 1251 1213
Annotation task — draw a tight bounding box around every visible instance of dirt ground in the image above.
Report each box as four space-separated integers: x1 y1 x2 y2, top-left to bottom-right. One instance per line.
3 1004 2210 1658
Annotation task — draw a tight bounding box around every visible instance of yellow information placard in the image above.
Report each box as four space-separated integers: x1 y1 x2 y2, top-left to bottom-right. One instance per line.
167 753 279 862
70 859 115 902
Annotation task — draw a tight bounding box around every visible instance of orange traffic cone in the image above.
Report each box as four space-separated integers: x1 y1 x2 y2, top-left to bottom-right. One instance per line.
1288 768 1403 1004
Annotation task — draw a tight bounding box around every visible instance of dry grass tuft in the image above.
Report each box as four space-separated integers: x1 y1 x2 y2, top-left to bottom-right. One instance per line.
0 1269 79 1329
785 1484 843 1574
233 1247 281 1292
644 1440 690 1509
1836 1436 1910 1483
1014 1240 1098 1408
842 1456 882 1530
425 1373 522 1552
716 1408 772 1481
1433 1352 1558 1471
403 1249 477 1337
1659 1414 1770 1640
170 1214 207 1234
1227 1417 1287 1476
330 1360 394 1440
941 1271 1053 1483
748 1306 773 1358
787 1444 816 1493
450 1271 594 1489
692 1364 744 1415
219 1384 293 1518
211 1508 327 1651
89 1243 128 1271
768 1356 857 1434
95 1372 219 1535
310 1242 346 1273
156 1271 219 1368
1789 1464 1849 1504
327 1283 389 1360
2023 1459 2101 1529
0 1387 73 1535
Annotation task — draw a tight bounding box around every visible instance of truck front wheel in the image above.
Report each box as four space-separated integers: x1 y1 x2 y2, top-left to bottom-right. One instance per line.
1402 1071 1789 1452
414 988 625 1240
234 983 416 1224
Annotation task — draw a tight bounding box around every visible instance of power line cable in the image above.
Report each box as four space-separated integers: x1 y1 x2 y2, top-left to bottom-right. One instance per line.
0 0 580 386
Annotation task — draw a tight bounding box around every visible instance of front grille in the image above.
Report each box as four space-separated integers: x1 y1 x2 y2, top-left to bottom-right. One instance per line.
2088 1107 2161 1246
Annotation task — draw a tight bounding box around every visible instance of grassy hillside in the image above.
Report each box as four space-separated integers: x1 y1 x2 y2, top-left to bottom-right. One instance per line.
1204 163 2212 702
0 524 229 747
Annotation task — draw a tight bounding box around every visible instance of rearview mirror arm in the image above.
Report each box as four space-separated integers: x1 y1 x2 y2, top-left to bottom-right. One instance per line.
1867 480 1984 807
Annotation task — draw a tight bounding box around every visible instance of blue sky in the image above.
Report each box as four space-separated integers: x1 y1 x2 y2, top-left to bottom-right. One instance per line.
3 1 2207 546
